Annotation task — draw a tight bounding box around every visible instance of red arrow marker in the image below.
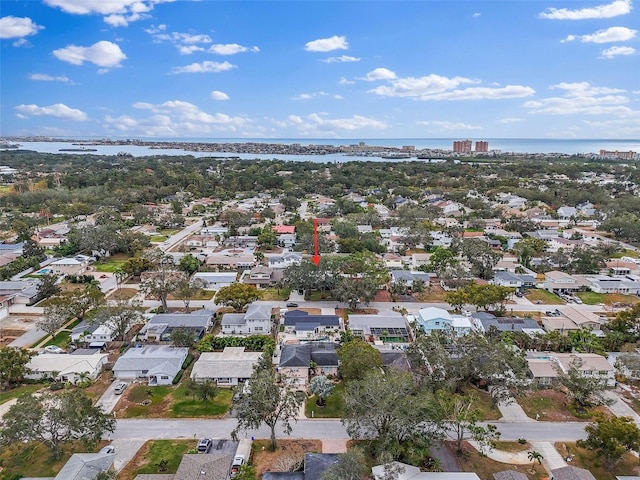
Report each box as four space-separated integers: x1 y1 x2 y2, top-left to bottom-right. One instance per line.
312 218 321 266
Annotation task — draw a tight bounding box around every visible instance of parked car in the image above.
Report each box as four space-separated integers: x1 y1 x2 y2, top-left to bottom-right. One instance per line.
286 302 299 307
230 454 246 477
44 345 65 354
197 437 212 453
114 382 128 395
100 445 116 454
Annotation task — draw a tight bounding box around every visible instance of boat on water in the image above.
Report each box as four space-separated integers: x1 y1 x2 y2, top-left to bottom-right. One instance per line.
58 147 98 152
380 154 412 159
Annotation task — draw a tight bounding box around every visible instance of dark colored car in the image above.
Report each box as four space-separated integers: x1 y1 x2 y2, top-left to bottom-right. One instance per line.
286 302 299 307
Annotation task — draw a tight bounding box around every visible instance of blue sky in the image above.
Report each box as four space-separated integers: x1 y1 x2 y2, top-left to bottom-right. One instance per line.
1 0 638 139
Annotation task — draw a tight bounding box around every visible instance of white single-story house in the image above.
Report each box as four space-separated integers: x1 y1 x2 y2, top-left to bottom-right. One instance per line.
527 352 615 387
192 272 237 290
26 352 108 384
112 345 188 385
190 347 262 386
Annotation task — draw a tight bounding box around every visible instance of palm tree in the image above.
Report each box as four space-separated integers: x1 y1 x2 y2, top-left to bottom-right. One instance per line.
527 450 543 473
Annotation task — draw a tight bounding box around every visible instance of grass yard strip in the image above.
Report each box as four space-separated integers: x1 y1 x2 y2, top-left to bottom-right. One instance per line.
171 387 233 417
0 384 41 404
131 440 193 476
304 382 345 418
555 442 639 480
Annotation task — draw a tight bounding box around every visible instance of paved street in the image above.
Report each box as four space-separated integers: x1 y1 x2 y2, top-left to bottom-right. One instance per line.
112 418 588 443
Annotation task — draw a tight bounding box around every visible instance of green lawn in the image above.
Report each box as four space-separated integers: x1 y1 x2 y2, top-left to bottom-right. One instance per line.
150 235 168 242
0 384 42 405
576 291 640 306
305 382 345 418
466 387 502 421
557 442 639 480
93 253 131 273
0 443 71 478
119 384 232 418
131 440 193 476
308 291 336 301
44 329 72 348
171 386 232 417
261 287 291 301
524 288 564 305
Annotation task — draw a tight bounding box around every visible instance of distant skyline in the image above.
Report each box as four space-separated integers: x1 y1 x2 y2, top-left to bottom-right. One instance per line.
1 0 638 139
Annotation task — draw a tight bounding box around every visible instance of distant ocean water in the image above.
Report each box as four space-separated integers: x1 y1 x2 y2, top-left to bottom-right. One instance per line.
3 138 640 160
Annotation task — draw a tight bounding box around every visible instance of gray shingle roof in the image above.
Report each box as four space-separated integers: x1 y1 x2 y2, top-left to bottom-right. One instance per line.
54 452 114 480
280 344 311 367
550 466 597 480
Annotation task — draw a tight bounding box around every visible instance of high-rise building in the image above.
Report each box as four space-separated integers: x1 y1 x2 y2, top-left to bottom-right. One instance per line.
453 139 472 153
475 141 489 152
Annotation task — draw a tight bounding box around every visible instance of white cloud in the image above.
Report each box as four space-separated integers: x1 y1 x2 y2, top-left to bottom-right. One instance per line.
292 92 331 100
472 12 481 18
551 82 625 96
29 73 74 84
104 99 249 136
525 82 633 115
363 68 397 81
323 55 360 63
417 120 482 131
500 117 523 124
539 0 631 20
601 45 636 58
43 0 170 26
210 90 230 100
0 16 44 39
15 103 88 121
427 85 536 100
132 100 247 126
368 73 474 96
146 29 213 54
171 61 235 74
339 77 355 85
562 26 636 43
305 35 348 52
368 73 534 101
178 45 205 55
53 40 127 68
312 113 386 130
208 43 259 55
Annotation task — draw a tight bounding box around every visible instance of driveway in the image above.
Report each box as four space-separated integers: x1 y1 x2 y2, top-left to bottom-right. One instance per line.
96 380 128 414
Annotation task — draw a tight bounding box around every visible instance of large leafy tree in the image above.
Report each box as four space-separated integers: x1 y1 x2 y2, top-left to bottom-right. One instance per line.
408 331 529 404
436 390 500 454
342 369 440 457
556 359 614 409
172 274 207 312
38 304 69 339
139 250 181 312
93 300 145 340
231 359 302 450
46 284 105 323
0 347 36 389
34 273 61 303
0 390 116 459
321 447 369 480
337 340 383 381
215 283 262 312
578 414 640 470
178 254 200 275
459 238 503 280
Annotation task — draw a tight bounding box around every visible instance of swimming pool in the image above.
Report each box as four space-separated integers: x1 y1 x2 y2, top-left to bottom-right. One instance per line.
36 268 53 275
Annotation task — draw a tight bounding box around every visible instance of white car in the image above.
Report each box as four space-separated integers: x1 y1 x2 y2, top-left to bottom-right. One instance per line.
44 345 65 354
